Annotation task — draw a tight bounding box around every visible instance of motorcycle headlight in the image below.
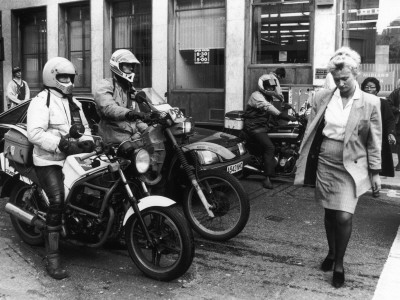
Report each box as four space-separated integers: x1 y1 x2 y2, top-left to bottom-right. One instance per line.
197 151 220 165
133 149 150 174
183 120 192 134
237 142 246 155
170 118 194 136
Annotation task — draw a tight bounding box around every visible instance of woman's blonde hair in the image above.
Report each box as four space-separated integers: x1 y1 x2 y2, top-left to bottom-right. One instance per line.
327 47 361 75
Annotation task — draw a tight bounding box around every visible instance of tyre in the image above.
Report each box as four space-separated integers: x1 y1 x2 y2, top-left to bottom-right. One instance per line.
9 182 46 246
183 169 250 241
125 206 195 281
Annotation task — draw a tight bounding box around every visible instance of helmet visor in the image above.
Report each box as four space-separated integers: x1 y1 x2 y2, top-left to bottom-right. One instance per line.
56 74 75 84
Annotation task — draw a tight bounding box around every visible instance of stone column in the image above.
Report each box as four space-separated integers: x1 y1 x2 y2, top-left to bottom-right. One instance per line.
152 0 168 98
225 0 246 112
313 3 337 86
90 0 104 93
2 10 12 112
47 3 58 59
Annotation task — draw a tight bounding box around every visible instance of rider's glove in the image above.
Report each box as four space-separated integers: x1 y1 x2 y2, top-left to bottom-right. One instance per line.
125 111 146 121
78 140 95 153
58 138 83 155
278 112 296 122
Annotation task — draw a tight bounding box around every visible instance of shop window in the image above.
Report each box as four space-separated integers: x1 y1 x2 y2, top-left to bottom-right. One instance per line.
342 0 400 93
112 0 152 88
252 0 311 64
19 10 47 89
175 0 225 89
66 5 91 90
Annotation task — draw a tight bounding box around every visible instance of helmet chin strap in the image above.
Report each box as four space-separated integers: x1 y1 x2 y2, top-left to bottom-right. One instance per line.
46 86 72 98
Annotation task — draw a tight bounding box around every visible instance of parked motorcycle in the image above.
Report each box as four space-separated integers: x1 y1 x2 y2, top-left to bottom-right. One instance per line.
134 89 250 242
224 103 308 178
1 124 194 281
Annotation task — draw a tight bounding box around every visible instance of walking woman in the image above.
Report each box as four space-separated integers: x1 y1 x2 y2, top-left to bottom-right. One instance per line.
361 77 396 180
295 47 382 288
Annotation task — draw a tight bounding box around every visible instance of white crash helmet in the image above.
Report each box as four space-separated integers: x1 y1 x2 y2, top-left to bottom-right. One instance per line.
258 74 278 95
110 49 140 83
43 57 76 95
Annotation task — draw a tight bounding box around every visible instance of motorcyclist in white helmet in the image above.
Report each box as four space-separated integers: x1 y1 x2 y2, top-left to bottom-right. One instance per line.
243 73 296 189
27 57 94 279
94 49 149 144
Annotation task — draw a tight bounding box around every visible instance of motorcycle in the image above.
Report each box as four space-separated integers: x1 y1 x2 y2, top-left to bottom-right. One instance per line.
133 89 250 242
1 123 194 281
224 103 308 178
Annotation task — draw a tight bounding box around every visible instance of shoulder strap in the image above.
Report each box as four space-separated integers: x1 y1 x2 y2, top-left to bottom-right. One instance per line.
46 88 51 107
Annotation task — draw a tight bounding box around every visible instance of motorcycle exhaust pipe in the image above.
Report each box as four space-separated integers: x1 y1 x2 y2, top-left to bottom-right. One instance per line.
5 203 46 229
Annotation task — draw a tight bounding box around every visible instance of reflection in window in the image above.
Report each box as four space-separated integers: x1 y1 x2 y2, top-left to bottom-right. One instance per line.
112 0 151 88
252 0 311 64
20 11 47 89
175 0 225 89
67 5 91 90
342 0 400 92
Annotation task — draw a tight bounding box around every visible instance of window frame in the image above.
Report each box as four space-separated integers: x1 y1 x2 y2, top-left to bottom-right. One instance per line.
249 0 314 67
111 0 152 89
65 4 91 92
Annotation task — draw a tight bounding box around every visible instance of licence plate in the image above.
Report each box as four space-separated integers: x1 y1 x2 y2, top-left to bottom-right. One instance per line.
227 161 243 174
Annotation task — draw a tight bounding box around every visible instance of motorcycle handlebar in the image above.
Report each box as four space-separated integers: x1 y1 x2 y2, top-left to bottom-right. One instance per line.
79 150 99 161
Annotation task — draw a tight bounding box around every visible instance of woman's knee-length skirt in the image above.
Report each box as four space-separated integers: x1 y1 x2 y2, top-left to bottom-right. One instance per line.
315 138 358 214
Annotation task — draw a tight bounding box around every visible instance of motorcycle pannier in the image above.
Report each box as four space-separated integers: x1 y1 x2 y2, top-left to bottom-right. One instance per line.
4 128 33 166
224 110 245 130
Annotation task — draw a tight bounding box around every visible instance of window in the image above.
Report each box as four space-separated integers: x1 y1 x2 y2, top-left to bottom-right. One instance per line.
175 0 225 89
66 5 91 90
342 0 400 92
112 0 152 88
252 0 311 64
19 10 47 89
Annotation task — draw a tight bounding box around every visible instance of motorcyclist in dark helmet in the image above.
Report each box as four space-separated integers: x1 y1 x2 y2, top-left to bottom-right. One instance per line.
243 74 296 189
94 49 149 144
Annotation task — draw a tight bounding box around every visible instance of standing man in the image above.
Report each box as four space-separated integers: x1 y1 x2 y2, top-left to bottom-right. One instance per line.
6 66 30 109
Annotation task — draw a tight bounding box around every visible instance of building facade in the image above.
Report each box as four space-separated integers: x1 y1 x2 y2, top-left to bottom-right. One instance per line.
0 0 399 125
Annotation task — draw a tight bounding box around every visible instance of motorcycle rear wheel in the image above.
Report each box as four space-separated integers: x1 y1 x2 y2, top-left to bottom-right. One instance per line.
125 206 195 281
9 181 45 246
183 169 250 241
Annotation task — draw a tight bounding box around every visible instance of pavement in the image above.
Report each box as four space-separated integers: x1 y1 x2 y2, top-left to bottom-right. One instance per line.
380 154 399 190
372 154 400 300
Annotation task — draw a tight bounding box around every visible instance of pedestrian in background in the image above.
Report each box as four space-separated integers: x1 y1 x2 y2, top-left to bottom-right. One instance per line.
6 66 30 109
387 82 400 171
361 77 396 180
295 47 382 288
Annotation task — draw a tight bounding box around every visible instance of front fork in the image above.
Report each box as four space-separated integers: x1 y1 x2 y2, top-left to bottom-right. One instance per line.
118 168 154 245
165 128 215 218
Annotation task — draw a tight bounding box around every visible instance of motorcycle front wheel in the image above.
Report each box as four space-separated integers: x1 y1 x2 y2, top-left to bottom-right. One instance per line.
125 206 195 281
183 169 250 241
9 181 46 245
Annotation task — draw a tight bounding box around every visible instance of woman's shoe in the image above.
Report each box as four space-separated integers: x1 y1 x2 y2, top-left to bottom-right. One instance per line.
320 257 334 272
332 270 345 288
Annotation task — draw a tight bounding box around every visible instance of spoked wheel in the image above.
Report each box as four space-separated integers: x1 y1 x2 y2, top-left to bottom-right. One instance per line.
125 206 194 281
183 169 250 241
9 182 46 245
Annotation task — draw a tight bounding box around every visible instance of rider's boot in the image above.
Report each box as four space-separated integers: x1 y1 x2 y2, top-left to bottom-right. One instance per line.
44 225 68 280
262 176 273 189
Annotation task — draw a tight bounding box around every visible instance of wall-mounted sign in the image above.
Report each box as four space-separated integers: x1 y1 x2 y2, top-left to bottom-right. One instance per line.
194 49 210 64
279 51 287 62
315 68 329 79
358 71 394 88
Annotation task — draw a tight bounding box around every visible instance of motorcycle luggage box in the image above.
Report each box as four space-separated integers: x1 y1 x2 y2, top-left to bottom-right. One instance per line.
4 127 33 166
224 110 245 130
